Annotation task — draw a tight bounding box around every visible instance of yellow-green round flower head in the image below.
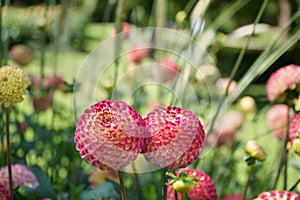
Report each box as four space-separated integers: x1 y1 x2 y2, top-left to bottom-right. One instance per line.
0 66 30 107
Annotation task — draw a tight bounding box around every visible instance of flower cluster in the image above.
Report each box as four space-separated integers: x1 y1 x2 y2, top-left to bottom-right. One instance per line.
0 66 31 107
74 100 205 170
0 164 39 199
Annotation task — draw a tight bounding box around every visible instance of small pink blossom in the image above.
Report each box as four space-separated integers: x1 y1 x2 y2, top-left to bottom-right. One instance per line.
128 43 150 63
289 112 300 142
216 78 237 94
267 104 295 140
266 64 300 102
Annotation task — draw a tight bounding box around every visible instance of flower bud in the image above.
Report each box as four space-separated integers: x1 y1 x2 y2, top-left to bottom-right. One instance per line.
245 140 267 162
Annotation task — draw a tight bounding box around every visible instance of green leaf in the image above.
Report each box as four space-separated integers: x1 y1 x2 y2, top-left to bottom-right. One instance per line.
79 182 119 200
22 166 57 199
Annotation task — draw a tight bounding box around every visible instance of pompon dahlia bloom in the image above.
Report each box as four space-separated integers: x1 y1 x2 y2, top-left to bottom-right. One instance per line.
267 104 295 140
0 66 30 107
216 78 237 94
289 112 300 142
128 43 150 63
143 107 205 169
74 100 145 170
254 190 300 200
0 183 10 200
266 64 300 102
0 164 38 199
212 110 244 147
167 169 217 200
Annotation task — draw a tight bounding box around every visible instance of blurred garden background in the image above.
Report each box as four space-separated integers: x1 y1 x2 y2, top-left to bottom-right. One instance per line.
0 0 300 199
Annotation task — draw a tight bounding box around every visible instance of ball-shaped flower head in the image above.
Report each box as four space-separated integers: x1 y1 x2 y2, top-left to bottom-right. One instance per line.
167 169 217 200
254 190 300 200
0 164 39 193
74 100 145 170
0 182 10 200
267 104 295 140
245 140 267 162
266 64 300 102
216 78 237 94
0 66 31 107
160 57 180 82
128 43 150 63
212 110 244 147
143 107 205 169
289 112 300 142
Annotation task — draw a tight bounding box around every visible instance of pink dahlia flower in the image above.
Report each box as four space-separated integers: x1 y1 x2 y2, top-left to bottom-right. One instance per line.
128 43 150 63
266 64 300 102
212 110 244 147
289 112 300 142
254 190 300 200
160 57 180 81
216 78 237 94
0 164 38 199
74 100 145 170
167 169 217 200
143 107 205 169
267 104 295 140
0 182 10 200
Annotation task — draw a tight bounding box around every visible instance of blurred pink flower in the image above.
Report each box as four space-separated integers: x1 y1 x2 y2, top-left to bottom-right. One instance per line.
74 100 145 170
216 78 237 94
211 110 244 147
0 182 10 200
254 190 300 200
143 107 205 169
266 64 300 102
128 43 150 63
267 104 295 140
167 169 217 200
110 22 131 39
160 57 180 81
0 164 38 199
289 112 300 142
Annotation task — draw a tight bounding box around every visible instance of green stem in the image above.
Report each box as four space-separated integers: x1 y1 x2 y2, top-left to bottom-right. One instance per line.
5 107 14 200
283 103 291 190
289 177 300 191
162 169 168 200
112 0 127 96
182 193 187 200
242 166 253 200
132 163 144 200
118 170 127 200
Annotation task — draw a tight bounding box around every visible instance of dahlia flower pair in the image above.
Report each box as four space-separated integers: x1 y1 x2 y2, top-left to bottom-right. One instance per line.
74 100 205 170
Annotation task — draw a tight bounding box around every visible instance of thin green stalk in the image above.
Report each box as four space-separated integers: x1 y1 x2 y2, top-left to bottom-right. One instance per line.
132 163 144 200
289 177 300 191
112 0 127 96
226 10 300 105
207 0 269 134
242 166 253 200
5 107 14 200
162 169 168 200
283 102 291 190
182 193 187 200
118 170 127 200
272 150 284 189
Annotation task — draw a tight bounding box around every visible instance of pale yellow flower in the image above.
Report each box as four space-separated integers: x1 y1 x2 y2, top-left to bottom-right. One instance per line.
0 66 30 107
